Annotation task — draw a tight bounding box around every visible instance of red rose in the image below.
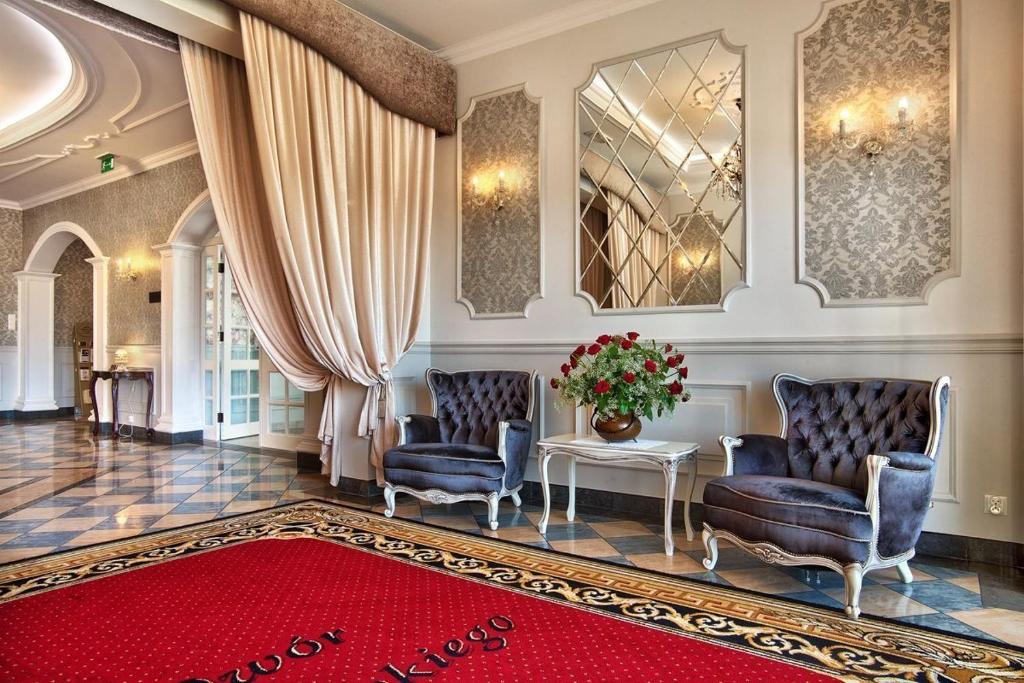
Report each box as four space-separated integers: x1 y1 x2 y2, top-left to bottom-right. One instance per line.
666 355 678 368
664 343 673 353
596 334 612 345
573 344 586 357
679 366 688 379
627 331 640 341
644 359 658 373
561 363 571 376
587 343 602 356
570 357 578 369
550 378 559 389
668 381 683 395
620 339 633 350
622 372 636 384
594 379 611 394
675 353 685 364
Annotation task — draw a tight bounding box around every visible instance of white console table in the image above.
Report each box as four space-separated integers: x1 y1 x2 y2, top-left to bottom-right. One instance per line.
536 433 700 556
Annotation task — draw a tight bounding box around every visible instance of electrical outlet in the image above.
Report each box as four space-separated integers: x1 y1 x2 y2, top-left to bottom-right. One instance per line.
985 495 1008 516
6 313 14 331
128 415 135 424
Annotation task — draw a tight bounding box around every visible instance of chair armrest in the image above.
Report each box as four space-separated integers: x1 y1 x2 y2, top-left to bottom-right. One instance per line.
720 434 789 477
865 453 937 558
396 414 440 445
883 451 934 471
498 419 532 490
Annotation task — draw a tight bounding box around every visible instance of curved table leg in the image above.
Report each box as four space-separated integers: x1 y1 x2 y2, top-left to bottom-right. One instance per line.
89 375 100 436
684 455 698 542
662 459 679 556
538 449 552 534
566 454 576 523
111 378 120 440
144 375 155 438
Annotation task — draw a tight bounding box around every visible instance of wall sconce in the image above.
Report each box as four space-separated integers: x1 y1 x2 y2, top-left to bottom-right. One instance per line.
469 168 510 211
115 256 139 282
833 97 915 165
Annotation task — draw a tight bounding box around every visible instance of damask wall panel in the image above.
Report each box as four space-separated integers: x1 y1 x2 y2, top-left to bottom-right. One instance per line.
22 154 208 345
798 0 956 306
457 85 542 318
0 208 22 346
52 239 94 346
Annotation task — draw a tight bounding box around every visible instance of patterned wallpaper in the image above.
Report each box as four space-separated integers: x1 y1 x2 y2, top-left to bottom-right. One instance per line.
801 0 952 303
458 87 542 317
53 239 94 346
0 208 22 346
22 154 208 345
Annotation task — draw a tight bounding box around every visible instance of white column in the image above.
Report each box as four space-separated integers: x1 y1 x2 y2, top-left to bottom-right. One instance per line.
14 271 60 413
153 242 204 435
85 256 111 424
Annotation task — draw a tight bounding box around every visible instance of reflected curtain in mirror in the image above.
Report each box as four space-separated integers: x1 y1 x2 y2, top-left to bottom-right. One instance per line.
575 32 748 312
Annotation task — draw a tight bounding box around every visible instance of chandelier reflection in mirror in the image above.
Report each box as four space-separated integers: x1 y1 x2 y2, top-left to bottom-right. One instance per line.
575 32 749 312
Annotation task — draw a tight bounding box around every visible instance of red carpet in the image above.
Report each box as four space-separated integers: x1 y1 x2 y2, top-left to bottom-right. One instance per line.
0 536 830 682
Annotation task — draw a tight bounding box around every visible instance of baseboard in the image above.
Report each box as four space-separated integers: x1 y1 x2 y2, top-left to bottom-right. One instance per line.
335 476 383 499
517 481 1024 569
153 430 203 445
5 407 75 420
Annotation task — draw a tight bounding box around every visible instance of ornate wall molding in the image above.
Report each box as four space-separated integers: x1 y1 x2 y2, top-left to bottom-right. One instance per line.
457 84 544 319
796 0 960 307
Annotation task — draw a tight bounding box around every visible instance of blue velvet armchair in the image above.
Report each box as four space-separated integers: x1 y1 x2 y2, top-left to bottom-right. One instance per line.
702 373 950 618
382 368 537 530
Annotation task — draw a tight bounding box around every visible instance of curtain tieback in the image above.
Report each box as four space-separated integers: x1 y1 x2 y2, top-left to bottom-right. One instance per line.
358 371 394 439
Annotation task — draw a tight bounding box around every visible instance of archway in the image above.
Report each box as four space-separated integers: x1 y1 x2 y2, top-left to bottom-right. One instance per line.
16 222 108 418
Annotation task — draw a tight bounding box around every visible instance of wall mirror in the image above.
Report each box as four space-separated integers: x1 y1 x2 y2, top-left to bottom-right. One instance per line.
575 31 748 312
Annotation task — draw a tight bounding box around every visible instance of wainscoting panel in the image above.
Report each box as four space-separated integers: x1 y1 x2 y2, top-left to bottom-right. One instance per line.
420 336 1021 543
55 347 75 408
0 346 12 411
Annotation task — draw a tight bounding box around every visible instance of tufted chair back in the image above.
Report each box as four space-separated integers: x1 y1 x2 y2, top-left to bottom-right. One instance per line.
428 369 534 449
775 375 938 493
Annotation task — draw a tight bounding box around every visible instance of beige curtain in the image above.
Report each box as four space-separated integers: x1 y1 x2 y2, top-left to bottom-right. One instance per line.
239 14 434 485
607 193 665 307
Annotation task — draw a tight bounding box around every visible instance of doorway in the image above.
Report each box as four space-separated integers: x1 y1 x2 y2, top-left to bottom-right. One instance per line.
201 240 261 442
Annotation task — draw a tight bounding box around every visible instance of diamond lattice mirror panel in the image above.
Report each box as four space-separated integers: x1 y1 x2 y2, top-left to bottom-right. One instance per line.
575 32 748 313
457 85 543 319
797 0 958 306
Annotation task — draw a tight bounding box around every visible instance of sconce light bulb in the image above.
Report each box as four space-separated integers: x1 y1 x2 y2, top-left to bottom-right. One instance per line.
498 169 506 179
898 97 909 110
840 109 850 120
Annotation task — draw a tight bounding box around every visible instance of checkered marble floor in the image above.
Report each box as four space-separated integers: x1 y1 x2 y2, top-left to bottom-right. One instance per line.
1 419 1022 647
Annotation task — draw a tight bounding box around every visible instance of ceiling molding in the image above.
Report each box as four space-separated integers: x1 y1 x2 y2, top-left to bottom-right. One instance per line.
435 0 663 64
9 140 198 211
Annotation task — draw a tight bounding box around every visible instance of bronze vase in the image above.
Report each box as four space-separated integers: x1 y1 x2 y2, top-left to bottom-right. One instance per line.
591 410 642 442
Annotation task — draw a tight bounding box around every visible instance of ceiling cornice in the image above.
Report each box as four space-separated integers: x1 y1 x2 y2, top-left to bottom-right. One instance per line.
4 140 198 211
435 0 663 64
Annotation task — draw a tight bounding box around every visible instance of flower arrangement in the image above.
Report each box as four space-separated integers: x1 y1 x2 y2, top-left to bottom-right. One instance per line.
551 332 691 422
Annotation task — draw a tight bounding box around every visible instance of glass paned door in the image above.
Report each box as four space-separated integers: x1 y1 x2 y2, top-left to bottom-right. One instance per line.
260 356 324 452
220 261 261 439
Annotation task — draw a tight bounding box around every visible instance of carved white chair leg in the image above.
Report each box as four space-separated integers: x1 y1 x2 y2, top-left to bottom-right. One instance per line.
701 528 719 570
843 564 864 618
486 493 500 531
896 560 914 584
383 485 396 518
511 491 522 507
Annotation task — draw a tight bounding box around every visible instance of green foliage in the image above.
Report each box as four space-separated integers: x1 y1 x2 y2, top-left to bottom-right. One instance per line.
553 335 690 420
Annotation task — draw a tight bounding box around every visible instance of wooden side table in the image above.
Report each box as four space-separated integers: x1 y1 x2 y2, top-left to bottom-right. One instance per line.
536 433 699 556
89 368 155 439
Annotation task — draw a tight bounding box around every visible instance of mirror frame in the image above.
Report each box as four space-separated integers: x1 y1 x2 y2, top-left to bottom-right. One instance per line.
573 30 751 315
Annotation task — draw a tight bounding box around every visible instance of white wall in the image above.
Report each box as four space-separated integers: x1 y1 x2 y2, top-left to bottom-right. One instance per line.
417 0 1024 544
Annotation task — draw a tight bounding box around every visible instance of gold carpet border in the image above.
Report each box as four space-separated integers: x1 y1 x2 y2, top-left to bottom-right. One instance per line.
0 500 1020 683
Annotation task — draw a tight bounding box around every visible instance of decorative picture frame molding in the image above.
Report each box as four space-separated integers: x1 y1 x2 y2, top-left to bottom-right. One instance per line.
572 30 752 315
456 82 544 320
795 0 961 308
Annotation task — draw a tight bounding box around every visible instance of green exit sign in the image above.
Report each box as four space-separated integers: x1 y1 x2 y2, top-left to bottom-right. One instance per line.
98 153 115 174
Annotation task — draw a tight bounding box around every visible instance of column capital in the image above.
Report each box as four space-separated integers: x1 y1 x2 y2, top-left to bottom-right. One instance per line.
152 242 202 254
13 270 60 281
85 256 111 267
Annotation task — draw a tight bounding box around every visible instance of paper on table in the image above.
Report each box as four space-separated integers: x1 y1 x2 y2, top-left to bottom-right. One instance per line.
569 437 668 450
